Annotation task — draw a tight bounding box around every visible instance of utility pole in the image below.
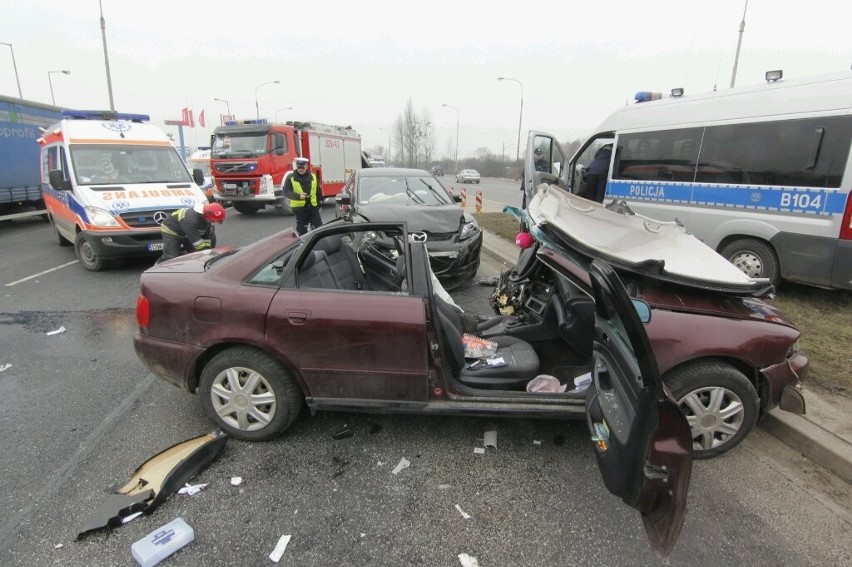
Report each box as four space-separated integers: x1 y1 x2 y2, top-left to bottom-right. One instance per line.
730 0 749 88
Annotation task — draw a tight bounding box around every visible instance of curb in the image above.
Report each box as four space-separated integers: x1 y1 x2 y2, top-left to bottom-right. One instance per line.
480 231 852 479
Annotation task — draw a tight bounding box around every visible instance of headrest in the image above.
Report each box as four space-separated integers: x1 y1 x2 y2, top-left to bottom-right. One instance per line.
301 250 328 270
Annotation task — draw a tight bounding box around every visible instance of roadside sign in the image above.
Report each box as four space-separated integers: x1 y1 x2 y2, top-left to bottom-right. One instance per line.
164 119 184 126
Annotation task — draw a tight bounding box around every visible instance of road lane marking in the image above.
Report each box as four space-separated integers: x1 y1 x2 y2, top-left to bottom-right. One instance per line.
4 260 79 287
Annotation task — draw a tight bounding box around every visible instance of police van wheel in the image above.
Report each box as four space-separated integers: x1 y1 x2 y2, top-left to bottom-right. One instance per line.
720 238 779 285
74 233 106 272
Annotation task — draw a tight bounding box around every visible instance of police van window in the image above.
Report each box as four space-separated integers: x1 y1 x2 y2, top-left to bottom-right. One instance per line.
571 136 615 201
697 116 852 188
613 128 702 183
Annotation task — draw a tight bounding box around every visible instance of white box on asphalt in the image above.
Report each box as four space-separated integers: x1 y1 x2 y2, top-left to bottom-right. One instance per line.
131 517 194 567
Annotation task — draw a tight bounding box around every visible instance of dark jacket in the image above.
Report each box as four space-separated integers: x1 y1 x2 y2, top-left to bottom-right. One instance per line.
282 170 322 208
161 207 213 246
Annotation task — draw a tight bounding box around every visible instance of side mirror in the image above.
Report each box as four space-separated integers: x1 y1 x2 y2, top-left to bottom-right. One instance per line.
192 168 205 186
631 299 652 323
48 169 71 191
336 191 352 206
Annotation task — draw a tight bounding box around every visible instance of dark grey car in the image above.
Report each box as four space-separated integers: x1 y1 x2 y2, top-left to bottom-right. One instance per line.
336 167 483 288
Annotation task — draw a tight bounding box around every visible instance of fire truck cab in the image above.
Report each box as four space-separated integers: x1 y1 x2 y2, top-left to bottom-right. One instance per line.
210 119 365 215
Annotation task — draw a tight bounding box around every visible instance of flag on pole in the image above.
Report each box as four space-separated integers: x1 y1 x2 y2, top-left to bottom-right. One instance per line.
198 110 206 128
181 107 194 127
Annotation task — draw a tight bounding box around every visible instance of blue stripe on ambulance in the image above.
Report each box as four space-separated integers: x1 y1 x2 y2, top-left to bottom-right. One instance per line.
606 180 847 215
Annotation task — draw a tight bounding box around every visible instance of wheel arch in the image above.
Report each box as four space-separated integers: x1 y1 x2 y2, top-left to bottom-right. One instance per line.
188 341 308 396
662 356 768 413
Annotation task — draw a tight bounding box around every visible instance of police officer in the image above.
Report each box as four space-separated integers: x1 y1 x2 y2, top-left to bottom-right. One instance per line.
282 156 322 235
158 202 226 262
533 147 549 172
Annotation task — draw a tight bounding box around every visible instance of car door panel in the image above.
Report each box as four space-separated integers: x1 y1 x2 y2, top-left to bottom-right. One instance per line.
585 259 692 560
266 289 430 403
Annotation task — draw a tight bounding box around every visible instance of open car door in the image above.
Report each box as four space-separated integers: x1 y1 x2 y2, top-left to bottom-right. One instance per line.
585 259 693 560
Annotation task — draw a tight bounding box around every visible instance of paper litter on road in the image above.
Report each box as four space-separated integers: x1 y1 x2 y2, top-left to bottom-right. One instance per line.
391 457 410 475
268 534 292 563
54 543 63 549
0 363 12 372
230 476 243 486
455 504 472 520
483 430 497 449
46 326 66 336
458 552 480 566
473 447 485 455
178 482 209 496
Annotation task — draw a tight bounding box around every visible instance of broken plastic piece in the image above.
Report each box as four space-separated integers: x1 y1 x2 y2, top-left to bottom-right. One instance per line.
76 431 227 539
269 534 292 563
332 427 354 440
483 430 498 449
391 457 410 475
131 517 194 567
458 552 480 566
473 447 485 455
230 476 243 486
46 326 66 336
177 482 208 496
0 363 12 372
122 511 143 524
455 504 471 519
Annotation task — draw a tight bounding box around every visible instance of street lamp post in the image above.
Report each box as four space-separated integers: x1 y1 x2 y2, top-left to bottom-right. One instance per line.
98 0 115 110
0 41 22 98
497 76 524 167
254 80 280 119
275 107 293 122
441 103 459 173
213 97 231 116
48 70 71 105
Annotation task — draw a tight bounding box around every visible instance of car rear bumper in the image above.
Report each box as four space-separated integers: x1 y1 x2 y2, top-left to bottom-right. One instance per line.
134 333 204 392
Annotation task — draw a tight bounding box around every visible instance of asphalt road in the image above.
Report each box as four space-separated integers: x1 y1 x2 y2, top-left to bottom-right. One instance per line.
1 204 850 567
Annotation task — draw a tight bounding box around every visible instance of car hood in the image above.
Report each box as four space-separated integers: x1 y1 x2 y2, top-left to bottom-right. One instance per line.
354 204 464 233
525 186 774 296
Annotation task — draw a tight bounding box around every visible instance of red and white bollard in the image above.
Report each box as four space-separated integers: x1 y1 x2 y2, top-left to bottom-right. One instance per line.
460 187 467 207
475 191 483 213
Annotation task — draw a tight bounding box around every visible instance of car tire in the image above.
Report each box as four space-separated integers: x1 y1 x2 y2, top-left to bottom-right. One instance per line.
199 346 303 441
666 362 759 459
720 238 779 285
74 232 106 271
233 202 263 215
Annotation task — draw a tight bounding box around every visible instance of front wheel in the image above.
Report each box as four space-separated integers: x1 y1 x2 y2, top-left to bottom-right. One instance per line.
666 362 759 459
74 233 106 271
199 347 303 441
720 238 779 285
233 202 263 215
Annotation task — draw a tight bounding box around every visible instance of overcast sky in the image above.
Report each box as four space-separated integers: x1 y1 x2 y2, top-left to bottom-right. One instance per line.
1 0 849 158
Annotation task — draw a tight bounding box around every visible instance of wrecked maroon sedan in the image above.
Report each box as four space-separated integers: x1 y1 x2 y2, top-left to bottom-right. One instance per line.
134 218 694 558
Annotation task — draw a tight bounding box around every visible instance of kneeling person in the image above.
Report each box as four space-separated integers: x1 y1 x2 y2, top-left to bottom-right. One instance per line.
159 202 226 262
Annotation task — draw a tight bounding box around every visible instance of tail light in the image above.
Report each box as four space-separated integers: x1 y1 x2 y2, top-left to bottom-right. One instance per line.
840 193 852 240
135 294 150 328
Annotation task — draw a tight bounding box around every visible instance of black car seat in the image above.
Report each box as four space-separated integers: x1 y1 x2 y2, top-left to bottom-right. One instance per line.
314 234 369 290
298 250 336 289
433 295 539 390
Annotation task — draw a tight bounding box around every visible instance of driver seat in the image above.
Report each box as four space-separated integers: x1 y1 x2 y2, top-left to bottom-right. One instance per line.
433 295 539 390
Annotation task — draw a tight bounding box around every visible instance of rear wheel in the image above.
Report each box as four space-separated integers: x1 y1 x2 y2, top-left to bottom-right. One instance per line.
666 362 759 459
199 347 303 441
233 202 263 215
74 233 106 271
720 238 779 285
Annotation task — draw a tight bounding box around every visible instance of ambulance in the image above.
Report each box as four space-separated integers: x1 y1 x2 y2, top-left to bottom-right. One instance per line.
39 110 209 271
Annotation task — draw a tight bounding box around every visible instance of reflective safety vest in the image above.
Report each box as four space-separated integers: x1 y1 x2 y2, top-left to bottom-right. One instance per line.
289 173 319 208
160 208 189 237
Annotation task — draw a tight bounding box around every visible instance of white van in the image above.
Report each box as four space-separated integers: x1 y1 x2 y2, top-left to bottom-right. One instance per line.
39 110 209 271
526 71 852 290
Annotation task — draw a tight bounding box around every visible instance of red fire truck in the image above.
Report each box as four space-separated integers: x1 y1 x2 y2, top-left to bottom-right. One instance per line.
210 119 365 215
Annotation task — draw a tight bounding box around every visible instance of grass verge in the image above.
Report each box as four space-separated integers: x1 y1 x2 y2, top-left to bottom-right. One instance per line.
474 211 851 395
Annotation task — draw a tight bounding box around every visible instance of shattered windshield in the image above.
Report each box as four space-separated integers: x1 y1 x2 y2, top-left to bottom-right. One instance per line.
211 132 268 158
358 175 454 206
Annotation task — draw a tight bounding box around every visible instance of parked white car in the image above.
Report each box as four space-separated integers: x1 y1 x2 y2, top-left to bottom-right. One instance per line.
455 169 480 183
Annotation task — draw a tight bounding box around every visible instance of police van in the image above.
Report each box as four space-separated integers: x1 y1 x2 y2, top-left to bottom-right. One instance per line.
527 70 852 291
39 110 209 271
